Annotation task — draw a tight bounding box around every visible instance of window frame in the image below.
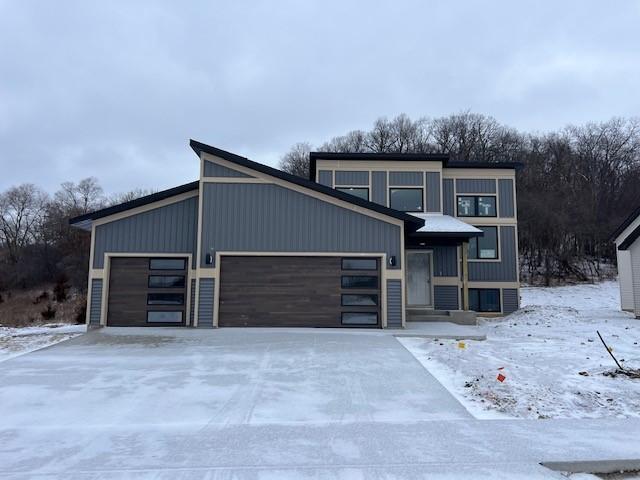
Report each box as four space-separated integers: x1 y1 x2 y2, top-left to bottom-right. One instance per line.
468 288 501 313
341 275 379 289
146 311 184 323
341 312 379 326
341 258 378 271
336 186 370 201
468 226 499 261
148 258 186 270
388 187 425 213
147 293 185 306
341 293 379 307
147 275 186 288
456 195 497 218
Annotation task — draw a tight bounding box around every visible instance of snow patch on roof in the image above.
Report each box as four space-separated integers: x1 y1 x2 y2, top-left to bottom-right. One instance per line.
411 213 482 234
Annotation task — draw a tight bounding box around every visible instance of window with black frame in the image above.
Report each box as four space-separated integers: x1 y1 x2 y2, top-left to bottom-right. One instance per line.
389 188 423 212
468 226 498 259
469 289 501 312
457 196 496 217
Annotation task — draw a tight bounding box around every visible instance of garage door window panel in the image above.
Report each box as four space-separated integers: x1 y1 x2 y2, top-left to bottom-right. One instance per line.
149 258 186 270
341 258 377 270
341 294 378 306
147 293 184 305
341 312 378 325
147 311 183 323
341 276 378 289
148 275 185 288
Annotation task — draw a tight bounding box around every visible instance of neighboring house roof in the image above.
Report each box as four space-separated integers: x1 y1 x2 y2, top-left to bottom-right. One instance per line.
190 140 424 228
69 181 199 230
70 141 426 231
617 223 640 250
409 213 483 239
308 152 522 181
611 205 640 242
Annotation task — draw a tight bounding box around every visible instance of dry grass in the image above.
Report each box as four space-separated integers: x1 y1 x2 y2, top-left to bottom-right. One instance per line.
0 286 85 328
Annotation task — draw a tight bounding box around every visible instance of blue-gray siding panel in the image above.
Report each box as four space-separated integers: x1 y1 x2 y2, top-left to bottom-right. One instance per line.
502 288 519 314
371 171 387 206
388 171 423 186
204 160 252 178
443 178 455 216
89 279 102 325
189 278 196 325
426 172 441 212
456 178 496 194
334 171 369 186
201 183 402 268
197 278 215 328
93 196 198 269
434 286 459 310
498 179 515 218
433 246 458 277
318 170 333 187
469 226 518 281
386 280 402 328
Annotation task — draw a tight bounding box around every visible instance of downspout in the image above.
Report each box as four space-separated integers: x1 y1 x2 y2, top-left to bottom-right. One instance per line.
462 241 469 310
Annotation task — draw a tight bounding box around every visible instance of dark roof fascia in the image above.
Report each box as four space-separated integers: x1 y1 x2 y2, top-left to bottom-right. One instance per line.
618 224 640 250
190 140 423 228
69 181 199 228
408 231 484 239
611 206 640 241
308 151 522 180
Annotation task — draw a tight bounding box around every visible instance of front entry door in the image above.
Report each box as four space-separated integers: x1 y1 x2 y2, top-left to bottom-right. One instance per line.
406 251 432 308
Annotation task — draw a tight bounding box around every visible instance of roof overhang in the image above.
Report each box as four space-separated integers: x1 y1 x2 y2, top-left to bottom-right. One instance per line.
309 152 522 181
69 181 199 231
611 205 640 244
618 224 640 250
407 213 483 239
191 140 424 230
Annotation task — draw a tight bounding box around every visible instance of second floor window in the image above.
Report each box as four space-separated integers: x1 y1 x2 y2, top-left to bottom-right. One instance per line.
457 196 496 217
469 226 498 259
389 188 423 212
337 187 369 201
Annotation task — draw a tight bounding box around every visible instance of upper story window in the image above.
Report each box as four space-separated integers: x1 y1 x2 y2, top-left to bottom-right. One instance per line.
336 187 369 201
457 196 496 217
389 188 423 212
469 226 498 259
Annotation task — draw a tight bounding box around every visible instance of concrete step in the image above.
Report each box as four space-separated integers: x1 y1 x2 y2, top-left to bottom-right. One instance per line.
407 310 477 326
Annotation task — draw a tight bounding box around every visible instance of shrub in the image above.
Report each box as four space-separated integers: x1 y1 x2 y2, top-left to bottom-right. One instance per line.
74 302 86 324
33 291 49 304
53 275 70 303
41 304 56 320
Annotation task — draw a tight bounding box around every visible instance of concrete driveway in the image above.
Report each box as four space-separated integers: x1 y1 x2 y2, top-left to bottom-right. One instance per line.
0 327 469 431
2 328 640 479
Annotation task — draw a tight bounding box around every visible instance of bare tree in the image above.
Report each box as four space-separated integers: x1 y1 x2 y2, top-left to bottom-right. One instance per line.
0 184 49 263
108 188 156 206
279 142 312 178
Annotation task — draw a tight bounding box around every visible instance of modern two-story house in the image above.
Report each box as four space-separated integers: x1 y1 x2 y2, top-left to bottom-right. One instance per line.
70 140 520 329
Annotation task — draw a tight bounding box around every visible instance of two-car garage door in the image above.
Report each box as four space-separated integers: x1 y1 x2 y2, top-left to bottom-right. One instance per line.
106 255 381 328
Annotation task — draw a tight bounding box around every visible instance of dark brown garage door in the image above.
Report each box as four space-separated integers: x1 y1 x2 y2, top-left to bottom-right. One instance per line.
107 257 188 327
218 256 381 328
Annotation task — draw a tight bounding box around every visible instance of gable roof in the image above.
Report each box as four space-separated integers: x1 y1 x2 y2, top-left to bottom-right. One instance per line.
618 224 640 250
611 205 640 241
69 181 199 230
190 140 424 228
308 152 522 181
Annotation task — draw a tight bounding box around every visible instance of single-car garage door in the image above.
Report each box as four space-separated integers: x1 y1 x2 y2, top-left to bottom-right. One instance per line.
107 256 188 327
218 256 381 327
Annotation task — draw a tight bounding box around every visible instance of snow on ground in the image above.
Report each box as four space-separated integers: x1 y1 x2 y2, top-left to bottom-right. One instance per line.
0 323 86 362
400 280 640 419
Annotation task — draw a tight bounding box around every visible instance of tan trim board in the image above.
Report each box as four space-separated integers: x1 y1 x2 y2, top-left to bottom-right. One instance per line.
432 276 461 286
201 177 268 183
317 160 444 171
201 153 406 228
467 281 519 289
92 191 198 227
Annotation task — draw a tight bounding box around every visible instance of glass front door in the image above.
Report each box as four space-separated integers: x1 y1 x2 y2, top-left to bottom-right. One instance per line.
406 251 432 307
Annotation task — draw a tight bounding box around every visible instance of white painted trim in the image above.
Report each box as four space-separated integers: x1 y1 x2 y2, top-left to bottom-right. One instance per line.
201 177 268 183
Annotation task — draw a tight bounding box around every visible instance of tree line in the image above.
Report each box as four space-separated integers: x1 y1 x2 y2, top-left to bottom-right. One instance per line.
0 179 153 293
280 113 640 285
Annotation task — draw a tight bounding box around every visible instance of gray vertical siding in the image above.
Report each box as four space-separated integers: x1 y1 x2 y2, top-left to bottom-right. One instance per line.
93 196 198 269
89 279 103 326
318 170 333 187
386 280 402 328
434 285 459 310
334 171 369 186
189 278 196 325
426 172 441 212
498 179 515 218
371 171 387 206
432 246 458 276
197 278 215 328
203 160 252 178
443 178 455 216
455 178 496 194
388 171 424 186
502 288 519 314
200 183 402 268
468 226 518 281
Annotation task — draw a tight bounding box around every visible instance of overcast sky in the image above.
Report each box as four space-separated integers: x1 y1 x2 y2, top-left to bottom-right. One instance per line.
1 1 639 195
